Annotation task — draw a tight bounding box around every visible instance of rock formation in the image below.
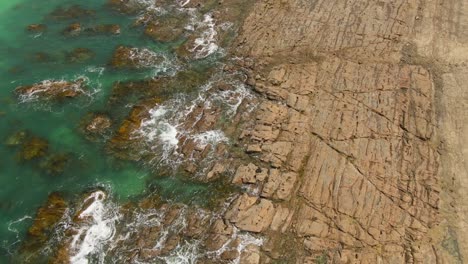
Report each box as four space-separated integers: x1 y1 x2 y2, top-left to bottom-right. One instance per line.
204 0 468 262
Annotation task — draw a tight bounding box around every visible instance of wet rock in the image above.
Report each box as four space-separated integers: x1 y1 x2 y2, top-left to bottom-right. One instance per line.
84 114 112 134
160 234 181 254
24 193 68 249
110 104 148 146
108 0 143 14
144 17 187 43
183 210 209 238
221 249 239 260
109 46 164 69
204 219 234 251
19 136 48 161
15 79 87 101
66 47 95 63
26 24 47 33
108 79 165 106
206 162 226 180
63 22 81 36
239 244 261 264
48 5 95 20
225 194 275 233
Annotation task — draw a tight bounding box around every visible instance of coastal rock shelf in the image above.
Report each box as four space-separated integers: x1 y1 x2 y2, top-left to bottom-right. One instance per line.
2 0 468 263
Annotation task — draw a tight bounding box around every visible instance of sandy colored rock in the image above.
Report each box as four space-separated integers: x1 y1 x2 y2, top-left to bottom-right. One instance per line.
225 194 275 233
240 244 261 264
232 163 261 184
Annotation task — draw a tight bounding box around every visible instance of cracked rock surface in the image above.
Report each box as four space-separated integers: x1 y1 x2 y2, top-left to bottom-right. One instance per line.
219 0 468 263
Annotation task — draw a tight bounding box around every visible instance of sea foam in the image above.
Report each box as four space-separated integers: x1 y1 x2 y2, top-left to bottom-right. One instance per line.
69 191 120 264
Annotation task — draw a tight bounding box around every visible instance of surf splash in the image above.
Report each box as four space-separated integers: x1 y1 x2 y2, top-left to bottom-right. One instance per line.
134 73 253 168
69 191 120 264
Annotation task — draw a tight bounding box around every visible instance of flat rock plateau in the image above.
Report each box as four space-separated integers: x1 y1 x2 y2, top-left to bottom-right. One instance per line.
227 0 468 263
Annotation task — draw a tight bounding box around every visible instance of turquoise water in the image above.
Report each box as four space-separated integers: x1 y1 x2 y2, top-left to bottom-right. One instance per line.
0 0 224 260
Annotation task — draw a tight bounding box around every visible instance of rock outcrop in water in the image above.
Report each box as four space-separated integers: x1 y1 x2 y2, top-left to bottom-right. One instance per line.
19 192 67 256
15 79 88 102
110 46 165 69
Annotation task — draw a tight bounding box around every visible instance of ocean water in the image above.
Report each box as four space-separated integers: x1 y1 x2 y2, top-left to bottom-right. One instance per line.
0 0 231 261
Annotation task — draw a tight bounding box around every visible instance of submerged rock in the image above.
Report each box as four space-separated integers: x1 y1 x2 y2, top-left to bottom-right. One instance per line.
15 78 87 101
66 48 95 63
39 154 71 176
63 22 81 36
143 16 188 43
4 131 28 146
19 136 48 161
26 24 47 33
84 24 121 35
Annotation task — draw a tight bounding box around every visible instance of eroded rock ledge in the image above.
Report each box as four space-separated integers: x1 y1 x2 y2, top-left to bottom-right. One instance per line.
210 0 468 262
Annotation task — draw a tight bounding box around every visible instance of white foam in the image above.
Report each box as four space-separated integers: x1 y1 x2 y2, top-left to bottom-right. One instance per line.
17 79 85 103
69 191 120 264
133 73 258 168
189 13 218 59
176 0 191 7
192 130 228 148
160 241 200 264
138 106 181 164
205 225 263 264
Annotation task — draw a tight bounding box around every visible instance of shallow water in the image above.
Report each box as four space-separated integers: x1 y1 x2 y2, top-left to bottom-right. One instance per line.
0 0 230 261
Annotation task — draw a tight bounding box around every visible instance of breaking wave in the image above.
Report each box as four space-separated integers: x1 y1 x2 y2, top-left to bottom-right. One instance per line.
69 191 120 264
134 74 254 167
187 13 219 59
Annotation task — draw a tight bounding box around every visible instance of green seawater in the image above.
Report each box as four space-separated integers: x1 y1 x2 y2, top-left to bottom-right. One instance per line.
0 0 223 260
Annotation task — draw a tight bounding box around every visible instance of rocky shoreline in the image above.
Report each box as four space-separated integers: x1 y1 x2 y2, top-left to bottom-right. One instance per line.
14 0 468 263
